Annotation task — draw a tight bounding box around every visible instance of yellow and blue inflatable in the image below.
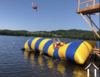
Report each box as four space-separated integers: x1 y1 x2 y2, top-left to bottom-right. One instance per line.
21 37 96 64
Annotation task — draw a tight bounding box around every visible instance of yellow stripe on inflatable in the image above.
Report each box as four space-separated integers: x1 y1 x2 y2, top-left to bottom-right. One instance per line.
48 44 54 57
74 41 96 64
24 39 30 50
38 39 51 52
58 42 72 61
31 37 41 51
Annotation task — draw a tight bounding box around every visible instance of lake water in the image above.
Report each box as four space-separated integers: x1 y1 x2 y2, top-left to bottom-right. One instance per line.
0 35 100 77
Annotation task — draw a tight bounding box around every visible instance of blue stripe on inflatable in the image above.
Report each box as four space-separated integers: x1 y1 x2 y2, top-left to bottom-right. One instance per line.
66 41 83 62
28 38 35 50
21 45 25 50
43 40 52 55
35 38 45 52
53 48 60 59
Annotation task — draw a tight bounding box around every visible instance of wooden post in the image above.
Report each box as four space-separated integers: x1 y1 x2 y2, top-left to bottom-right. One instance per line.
78 0 80 11
80 13 100 38
93 0 95 8
89 15 97 47
86 15 100 31
86 3 88 7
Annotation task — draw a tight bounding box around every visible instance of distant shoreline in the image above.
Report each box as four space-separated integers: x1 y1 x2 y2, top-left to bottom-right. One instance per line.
0 29 99 41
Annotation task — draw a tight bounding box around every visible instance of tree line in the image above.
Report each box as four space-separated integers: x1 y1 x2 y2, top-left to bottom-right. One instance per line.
0 29 100 41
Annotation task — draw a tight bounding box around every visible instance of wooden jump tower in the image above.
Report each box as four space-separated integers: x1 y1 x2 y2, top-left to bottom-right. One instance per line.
76 0 100 58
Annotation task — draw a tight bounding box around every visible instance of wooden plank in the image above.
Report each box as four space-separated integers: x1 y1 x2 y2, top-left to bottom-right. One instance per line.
92 49 100 51
80 13 100 38
86 15 100 31
90 13 100 15
95 13 100 15
76 3 100 15
80 0 93 5
93 0 95 8
78 0 80 11
86 3 88 7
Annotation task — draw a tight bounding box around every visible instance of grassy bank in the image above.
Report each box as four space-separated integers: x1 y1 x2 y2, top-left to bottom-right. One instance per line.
0 29 100 41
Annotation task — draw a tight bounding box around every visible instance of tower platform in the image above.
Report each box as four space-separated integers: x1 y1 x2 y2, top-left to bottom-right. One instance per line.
76 3 100 15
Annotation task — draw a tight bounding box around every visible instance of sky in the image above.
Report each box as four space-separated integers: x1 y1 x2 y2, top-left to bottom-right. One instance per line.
0 0 99 31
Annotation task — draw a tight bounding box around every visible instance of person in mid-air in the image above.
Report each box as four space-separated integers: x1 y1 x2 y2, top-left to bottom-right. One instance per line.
32 2 38 12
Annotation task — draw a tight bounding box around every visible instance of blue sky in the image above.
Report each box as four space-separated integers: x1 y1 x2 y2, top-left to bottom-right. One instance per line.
0 0 99 31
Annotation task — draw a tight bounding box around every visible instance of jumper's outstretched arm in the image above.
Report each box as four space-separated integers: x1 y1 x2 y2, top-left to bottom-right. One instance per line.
57 38 60 43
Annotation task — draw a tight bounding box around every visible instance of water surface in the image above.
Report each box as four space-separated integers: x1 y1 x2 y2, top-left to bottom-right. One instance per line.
0 36 100 77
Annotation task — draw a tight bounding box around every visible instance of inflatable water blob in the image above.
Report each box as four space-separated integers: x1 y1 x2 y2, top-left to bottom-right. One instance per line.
21 37 96 64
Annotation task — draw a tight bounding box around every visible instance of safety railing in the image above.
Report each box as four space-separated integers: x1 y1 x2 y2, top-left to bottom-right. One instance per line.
78 0 96 11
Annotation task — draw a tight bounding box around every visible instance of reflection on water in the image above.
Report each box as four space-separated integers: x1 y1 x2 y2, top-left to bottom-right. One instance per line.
30 52 35 68
38 54 44 69
73 66 89 77
24 51 30 63
47 59 53 69
22 50 100 77
57 63 66 76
